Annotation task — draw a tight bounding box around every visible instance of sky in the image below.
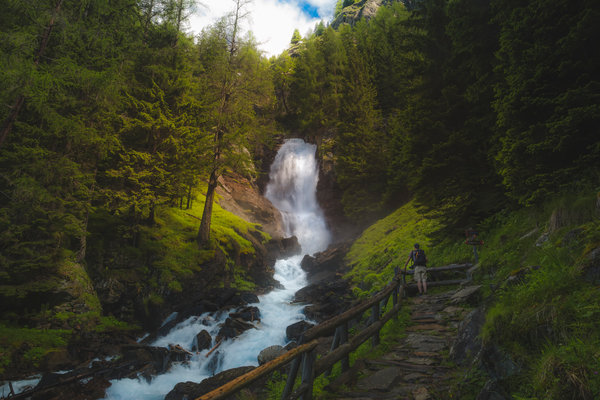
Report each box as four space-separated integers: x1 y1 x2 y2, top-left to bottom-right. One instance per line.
188 0 338 57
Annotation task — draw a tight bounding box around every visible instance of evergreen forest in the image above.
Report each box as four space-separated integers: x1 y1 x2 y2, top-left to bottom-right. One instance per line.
0 0 599 398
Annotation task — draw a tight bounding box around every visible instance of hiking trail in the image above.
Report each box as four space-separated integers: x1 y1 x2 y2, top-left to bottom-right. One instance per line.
321 288 474 400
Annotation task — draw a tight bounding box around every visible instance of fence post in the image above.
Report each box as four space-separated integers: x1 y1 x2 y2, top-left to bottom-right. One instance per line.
371 303 380 347
300 349 316 400
393 283 399 320
325 326 342 377
340 322 349 372
282 356 301 400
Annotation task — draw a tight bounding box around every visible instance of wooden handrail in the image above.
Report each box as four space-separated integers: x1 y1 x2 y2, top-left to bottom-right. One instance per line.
196 340 319 400
193 280 405 400
302 280 399 342
401 263 472 275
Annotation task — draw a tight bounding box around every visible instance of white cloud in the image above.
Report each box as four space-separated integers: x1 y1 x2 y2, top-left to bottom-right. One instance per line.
188 0 338 57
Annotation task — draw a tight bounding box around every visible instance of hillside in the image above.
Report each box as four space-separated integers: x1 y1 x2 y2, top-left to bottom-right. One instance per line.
343 192 600 399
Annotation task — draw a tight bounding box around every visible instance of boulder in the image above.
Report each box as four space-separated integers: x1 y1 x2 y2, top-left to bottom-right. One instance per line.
257 345 286 365
266 236 302 261
240 292 260 304
165 366 255 400
300 242 351 284
229 306 260 322
168 344 193 363
294 279 353 322
192 330 212 352
478 344 520 381
217 318 256 341
121 344 171 374
450 285 482 305
286 320 314 342
450 307 485 365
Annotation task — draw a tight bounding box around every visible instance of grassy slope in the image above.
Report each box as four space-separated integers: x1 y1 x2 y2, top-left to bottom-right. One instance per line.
345 194 600 399
0 190 270 375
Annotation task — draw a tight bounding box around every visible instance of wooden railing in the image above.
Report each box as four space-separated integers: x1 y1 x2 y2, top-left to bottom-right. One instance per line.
197 279 405 400
400 263 475 288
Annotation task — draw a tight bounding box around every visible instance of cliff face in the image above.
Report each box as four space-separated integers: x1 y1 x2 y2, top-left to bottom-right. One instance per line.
331 0 399 29
216 173 285 239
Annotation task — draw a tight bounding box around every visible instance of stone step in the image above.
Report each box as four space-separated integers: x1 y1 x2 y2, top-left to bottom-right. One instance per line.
406 323 450 332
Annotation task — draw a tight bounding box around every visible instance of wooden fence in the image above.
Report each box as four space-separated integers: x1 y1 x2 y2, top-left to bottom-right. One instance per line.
401 263 474 288
197 278 404 400
197 263 473 400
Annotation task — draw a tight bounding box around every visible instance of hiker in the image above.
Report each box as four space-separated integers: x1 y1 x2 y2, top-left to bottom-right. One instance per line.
404 243 428 295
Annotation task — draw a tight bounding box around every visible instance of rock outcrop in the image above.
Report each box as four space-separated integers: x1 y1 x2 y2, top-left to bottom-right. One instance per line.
294 243 354 322
332 0 400 30
216 172 285 238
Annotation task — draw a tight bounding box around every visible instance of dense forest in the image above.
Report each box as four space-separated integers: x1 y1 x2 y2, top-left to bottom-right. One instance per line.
1 0 599 397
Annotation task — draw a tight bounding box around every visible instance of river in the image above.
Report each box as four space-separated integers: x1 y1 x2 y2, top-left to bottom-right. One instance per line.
102 138 330 399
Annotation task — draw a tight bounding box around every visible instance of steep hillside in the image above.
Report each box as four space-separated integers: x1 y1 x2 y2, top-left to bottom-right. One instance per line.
0 179 287 377
344 191 600 398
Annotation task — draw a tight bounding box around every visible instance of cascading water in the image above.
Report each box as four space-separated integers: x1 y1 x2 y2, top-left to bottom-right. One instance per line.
103 139 329 399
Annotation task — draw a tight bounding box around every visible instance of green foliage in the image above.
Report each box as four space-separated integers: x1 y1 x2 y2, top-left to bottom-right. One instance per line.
492 0 600 205
0 324 70 373
345 200 442 295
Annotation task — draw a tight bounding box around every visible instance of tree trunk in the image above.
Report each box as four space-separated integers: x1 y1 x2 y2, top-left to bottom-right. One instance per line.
0 0 64 148
186 183 192 209
197 168 219 246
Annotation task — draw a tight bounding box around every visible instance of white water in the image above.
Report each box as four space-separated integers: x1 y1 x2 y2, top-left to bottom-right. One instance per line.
103 139 329 399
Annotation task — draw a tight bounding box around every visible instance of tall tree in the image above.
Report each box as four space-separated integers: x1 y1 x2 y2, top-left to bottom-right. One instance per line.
197 0 274 246
493 0 600 204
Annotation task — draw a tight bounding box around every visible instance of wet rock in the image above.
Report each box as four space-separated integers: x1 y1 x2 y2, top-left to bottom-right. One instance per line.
257 345 285 365
121 344 171 374
450 307 485 365
294 279 353 322
300 242 351 284
206 351 224 376
286 320 314 342
240 292 259 305
165 366 255 400
266 236 302 261
229 306 260 322
168 344 193 363
217 318 256 340
192 330 212 352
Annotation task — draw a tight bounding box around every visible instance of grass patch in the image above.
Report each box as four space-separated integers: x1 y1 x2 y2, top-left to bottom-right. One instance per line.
0 324 71 374
136 190 271 292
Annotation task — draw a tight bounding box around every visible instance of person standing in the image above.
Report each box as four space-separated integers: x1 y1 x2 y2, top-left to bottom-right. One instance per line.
404 243 428 295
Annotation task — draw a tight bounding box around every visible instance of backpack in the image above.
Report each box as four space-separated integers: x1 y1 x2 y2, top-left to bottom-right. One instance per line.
413 249 427 266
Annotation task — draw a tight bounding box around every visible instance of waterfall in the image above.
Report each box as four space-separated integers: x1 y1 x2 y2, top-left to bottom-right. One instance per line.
102 138 330 400
266 138 330 255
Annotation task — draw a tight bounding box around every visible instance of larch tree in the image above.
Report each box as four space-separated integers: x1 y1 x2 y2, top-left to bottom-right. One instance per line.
196 0 260 247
